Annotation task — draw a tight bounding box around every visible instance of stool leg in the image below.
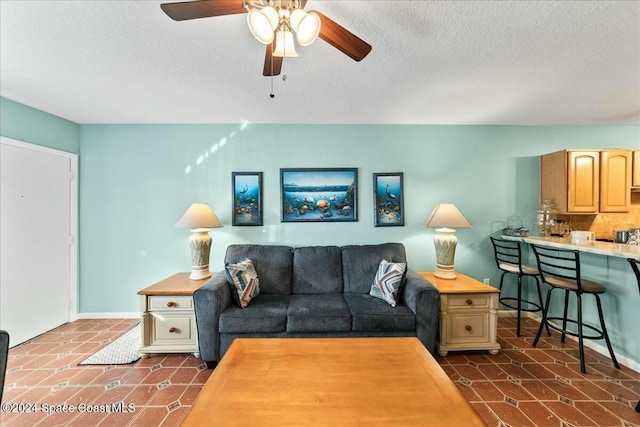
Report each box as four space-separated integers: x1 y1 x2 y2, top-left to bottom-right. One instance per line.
533 286 554 347
533 275 551 336
561 290 570 344
516 274 523 337
577 293 586 374
635 400 640 412
594 294 620 369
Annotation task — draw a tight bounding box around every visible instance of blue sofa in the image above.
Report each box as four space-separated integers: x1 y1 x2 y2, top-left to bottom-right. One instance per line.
193 243 440 367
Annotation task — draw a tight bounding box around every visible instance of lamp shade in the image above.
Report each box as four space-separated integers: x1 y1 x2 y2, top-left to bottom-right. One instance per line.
247 6 278 44
175 203 223 229
425 204 471 229
273 29 299 57
290 10 320 46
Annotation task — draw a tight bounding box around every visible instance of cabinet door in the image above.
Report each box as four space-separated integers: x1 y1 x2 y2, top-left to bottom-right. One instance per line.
633 151 640 188
567 151 599 213
600 150 631 212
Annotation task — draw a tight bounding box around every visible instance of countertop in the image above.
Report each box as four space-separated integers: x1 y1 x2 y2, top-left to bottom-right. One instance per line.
516 235 640 260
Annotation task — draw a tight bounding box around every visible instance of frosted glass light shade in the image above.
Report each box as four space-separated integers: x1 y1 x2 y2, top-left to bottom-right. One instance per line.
273 29 299 57
294 12 320 46
247 6 278 44
290 10 321 46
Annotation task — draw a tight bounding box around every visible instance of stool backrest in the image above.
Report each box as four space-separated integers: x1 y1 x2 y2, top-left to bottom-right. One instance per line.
531 244 583 291
628 258 640 296
490 237 523 271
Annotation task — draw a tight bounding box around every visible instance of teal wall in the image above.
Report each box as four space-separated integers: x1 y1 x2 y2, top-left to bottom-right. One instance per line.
2 97 639 365
78 123 640 363
0 97 79 153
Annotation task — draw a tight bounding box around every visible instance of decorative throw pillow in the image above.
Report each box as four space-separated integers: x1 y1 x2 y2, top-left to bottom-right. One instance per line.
225 259 261 308
369 259 407 307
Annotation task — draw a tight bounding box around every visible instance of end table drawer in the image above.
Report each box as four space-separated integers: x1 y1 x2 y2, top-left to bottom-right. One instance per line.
446 313 489 344
149 295 193 311
448 294 491 309
151 314 197 345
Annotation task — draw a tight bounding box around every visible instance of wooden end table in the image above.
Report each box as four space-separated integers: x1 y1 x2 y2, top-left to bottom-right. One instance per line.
138 272 209 358
418 272 501 356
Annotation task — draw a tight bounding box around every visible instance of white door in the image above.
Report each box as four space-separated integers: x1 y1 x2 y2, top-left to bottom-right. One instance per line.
0 137 77 346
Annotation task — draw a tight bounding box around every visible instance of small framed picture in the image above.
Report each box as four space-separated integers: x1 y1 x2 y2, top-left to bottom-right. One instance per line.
373 173 404 227
280 168 358 222
232 172 263 226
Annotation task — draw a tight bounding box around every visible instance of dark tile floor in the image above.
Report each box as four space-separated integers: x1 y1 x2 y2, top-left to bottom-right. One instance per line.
2 317 639 426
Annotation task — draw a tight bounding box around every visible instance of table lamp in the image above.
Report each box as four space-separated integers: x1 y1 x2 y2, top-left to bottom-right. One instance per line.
175 203 223 280
425 203 472 279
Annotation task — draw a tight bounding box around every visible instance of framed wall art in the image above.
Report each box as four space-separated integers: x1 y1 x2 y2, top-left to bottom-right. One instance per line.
232 172 263 226
373 172 404 227
280 168 358 222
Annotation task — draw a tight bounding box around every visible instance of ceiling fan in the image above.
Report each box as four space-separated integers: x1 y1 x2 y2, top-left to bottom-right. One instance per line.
160 0 372 77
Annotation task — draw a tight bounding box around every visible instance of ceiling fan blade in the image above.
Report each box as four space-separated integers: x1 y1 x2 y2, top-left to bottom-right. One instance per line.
161 0 246 21
311 10 372 62
263 42 283 76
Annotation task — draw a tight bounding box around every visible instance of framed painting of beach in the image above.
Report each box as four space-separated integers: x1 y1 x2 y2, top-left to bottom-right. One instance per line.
373 172 404 227
280 168 358 222
232 172 263 226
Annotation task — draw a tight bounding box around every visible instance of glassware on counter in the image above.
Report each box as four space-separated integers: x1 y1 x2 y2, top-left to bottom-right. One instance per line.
537 199 557 236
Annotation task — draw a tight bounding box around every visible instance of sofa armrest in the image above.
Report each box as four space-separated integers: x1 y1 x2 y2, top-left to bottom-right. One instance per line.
193 271 232 363
402 271 440 355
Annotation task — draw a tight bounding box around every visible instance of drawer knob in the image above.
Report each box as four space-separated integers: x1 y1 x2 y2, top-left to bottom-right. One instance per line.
465 325 472 332
466 299 473 305
167 301 176 308
169 327 178 333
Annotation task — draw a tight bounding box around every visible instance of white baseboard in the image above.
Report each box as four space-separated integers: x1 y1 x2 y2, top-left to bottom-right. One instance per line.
76 312 139 319
498 309 640 374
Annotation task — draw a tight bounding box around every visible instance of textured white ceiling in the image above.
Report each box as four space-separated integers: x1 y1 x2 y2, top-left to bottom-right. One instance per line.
1 0 639 125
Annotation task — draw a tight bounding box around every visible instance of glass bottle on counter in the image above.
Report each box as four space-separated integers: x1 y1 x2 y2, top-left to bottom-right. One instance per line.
537 199 557 236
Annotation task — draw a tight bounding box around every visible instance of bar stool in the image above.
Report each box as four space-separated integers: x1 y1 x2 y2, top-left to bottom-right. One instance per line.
490 237 549 337
626 258 640 413
531 244 619 374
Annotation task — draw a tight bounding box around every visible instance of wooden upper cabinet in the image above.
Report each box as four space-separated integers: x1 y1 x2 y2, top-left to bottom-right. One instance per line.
540 150 599 214
567 151 600 213
541 149 632 214
600 149 631 212
633 151 640 188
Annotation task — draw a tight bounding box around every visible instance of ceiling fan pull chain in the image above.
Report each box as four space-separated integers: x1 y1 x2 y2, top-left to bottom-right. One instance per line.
270 38 276 98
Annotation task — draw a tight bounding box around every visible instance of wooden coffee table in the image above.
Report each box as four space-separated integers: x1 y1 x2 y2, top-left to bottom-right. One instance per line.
182 337 486 426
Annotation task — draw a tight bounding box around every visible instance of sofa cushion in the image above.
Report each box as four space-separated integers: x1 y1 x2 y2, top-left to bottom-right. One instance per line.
342 243 407 293
225 244 292 294
344 293 415 332
219 295 289 333
287 294 351 333
292 246 343 294
369 259 407 307
225 259 261 308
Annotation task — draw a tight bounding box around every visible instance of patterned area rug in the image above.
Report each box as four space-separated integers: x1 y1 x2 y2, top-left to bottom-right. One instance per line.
79 323 141 365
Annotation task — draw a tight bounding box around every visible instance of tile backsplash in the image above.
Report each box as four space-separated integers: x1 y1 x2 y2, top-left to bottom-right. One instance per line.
558 192 640 240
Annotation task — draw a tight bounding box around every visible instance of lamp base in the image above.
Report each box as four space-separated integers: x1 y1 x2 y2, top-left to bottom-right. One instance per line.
433 227 458 280
188 229 212 281
189 269 211 281
434 267 457 280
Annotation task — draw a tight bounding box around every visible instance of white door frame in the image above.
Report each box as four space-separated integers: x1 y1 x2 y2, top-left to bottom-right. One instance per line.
0 136 78 323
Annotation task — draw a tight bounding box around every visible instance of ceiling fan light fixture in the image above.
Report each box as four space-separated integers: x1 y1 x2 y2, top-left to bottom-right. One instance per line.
273 29 299 57
247 6 279 44
294 11 320 46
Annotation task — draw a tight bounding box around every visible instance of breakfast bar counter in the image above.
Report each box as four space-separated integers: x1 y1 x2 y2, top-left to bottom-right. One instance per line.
522 236 640 260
